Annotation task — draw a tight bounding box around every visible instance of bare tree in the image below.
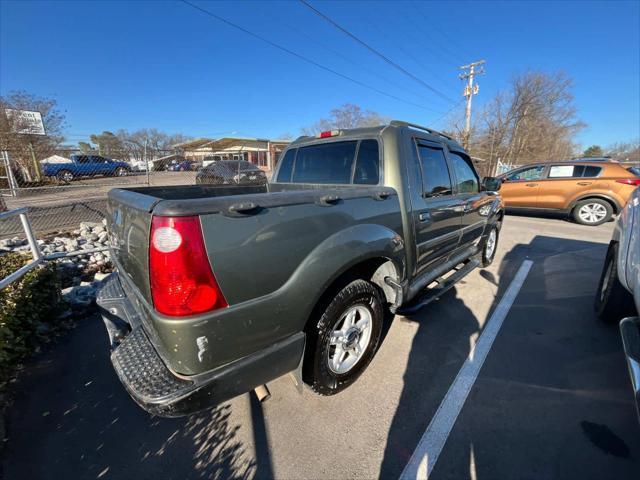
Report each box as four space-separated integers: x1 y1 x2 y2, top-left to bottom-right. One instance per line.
0 91 66 183
605 139 639 162
301 104 389 135
452 72 585 176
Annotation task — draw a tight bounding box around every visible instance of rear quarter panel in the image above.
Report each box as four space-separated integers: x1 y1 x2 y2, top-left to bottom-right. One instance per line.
147 192 405 375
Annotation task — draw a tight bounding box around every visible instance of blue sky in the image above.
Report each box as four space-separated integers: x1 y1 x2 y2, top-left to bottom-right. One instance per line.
1 0 638 147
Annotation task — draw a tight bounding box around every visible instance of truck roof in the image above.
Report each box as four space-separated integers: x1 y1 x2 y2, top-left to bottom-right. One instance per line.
290 120 464 152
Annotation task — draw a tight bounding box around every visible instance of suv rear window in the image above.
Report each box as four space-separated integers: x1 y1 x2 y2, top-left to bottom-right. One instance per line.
277 139 380 185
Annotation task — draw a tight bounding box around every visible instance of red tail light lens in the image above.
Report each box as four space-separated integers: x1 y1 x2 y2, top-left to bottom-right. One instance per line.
149 216 227 316
616 178 640 186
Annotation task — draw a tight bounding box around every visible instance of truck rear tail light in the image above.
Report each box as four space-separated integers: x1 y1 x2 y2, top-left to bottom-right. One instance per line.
317 130 340 138
616 178 640 186
149 216 228 317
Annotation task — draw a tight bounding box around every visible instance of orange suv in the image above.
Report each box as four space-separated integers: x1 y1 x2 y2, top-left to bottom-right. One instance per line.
499 160 640 225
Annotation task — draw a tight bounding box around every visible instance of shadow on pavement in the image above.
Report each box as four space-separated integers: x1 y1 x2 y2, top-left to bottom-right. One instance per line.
2 314 273 480
380 235 639 479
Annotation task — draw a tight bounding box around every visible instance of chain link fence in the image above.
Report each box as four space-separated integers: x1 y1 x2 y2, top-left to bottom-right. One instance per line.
1 140 287 240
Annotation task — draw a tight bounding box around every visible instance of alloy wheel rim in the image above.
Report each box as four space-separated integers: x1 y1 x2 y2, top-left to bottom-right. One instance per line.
327 304 373 374
578 203 607 223
486 228 497 259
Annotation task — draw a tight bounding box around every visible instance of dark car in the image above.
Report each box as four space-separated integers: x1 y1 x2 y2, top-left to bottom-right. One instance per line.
195 160 267 185
168 160 196 172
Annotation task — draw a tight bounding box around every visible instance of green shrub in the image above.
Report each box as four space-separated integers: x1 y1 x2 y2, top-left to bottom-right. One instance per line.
0 252 62 385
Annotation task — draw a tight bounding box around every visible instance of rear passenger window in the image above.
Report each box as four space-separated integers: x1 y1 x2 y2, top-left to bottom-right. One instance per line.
276 149 296 182
448 151 479 193
292 141 357 184
417 144 452 197
549 165 577 178
583 166 602 177
354 139 380 184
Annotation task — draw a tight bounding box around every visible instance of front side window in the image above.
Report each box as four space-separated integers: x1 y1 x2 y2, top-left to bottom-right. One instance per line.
506 165 545 181
416 144 452 197
449 151 479 193
292 141 357 184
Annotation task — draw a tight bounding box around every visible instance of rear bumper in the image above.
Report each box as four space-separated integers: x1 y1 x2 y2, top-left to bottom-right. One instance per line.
619 316 640 421
96 273 305 417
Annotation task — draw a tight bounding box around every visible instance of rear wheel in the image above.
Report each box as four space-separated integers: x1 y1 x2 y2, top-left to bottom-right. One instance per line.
56 170 74 183
594 243 635 323
303 279 384 396
573 199 613 226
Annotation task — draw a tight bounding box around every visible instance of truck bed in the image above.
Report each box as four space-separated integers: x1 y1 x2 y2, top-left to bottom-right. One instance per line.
106 183 402 374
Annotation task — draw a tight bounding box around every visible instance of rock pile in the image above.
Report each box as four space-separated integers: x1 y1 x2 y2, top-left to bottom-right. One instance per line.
1 219 114 309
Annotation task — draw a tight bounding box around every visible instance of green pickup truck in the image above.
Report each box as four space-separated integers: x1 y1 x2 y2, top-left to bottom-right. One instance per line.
97 121 504 417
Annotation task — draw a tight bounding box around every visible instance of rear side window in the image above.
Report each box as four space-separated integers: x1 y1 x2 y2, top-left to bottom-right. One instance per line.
417 144 452 197
583 166 602 177
354 139 380 184
292 141 357 184
549 165 578 178
448 151 479 193
277 149 296 182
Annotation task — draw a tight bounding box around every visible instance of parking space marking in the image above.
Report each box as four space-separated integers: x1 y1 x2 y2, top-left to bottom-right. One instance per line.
399 260 534 480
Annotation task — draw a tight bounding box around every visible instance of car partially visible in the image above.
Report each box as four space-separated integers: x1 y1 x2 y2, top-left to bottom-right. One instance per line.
594 187 640 418
168 160 196 172
499 161 640 226
195 160 266 185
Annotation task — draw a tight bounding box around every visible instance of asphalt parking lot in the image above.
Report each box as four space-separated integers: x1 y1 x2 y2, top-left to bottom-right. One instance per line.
2 214 639 479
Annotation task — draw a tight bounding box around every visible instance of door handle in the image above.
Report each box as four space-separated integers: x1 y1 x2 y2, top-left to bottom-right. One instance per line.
419 212 431 223
577 181 592 186
525 183 538 187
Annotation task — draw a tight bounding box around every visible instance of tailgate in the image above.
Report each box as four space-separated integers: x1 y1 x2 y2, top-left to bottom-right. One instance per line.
107 188 160 303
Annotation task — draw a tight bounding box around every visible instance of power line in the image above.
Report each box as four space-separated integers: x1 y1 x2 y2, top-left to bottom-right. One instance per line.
179 0 441 113
299 0 457 105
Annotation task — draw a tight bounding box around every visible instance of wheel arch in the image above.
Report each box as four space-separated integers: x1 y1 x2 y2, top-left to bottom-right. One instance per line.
569 194 621 214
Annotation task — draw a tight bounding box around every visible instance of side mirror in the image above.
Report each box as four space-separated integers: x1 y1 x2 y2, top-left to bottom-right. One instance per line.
482 176 502 192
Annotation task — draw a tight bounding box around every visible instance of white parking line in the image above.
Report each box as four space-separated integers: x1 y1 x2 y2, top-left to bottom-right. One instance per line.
399 260 534 480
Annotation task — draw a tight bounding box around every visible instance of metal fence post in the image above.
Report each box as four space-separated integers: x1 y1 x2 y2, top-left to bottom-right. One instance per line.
2 150 19 197
18 211 43 261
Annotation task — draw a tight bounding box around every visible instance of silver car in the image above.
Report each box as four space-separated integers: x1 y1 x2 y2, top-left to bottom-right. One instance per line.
595 187 640 417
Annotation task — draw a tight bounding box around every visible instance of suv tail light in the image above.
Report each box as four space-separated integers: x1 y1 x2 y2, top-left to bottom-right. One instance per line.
149 216 227 316
616 178 640 186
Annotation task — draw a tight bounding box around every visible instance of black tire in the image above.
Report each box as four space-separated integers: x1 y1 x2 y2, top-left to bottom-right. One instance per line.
594 243 635 323
56 169 73 183
115 167 128 177
303 279 384 396
481 222 500 267
573 199 613 226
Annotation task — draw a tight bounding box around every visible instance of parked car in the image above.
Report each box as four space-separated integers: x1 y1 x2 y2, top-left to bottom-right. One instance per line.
498 160 640 225
594 187 640 418
195 160 267 185
168 160 196 172
43 154 131 183
97 121 504 417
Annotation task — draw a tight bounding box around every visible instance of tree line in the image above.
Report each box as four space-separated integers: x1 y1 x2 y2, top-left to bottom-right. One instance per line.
2 73 638 184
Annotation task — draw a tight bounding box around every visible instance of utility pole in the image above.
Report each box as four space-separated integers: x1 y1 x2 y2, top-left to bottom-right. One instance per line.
459 60 485 149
